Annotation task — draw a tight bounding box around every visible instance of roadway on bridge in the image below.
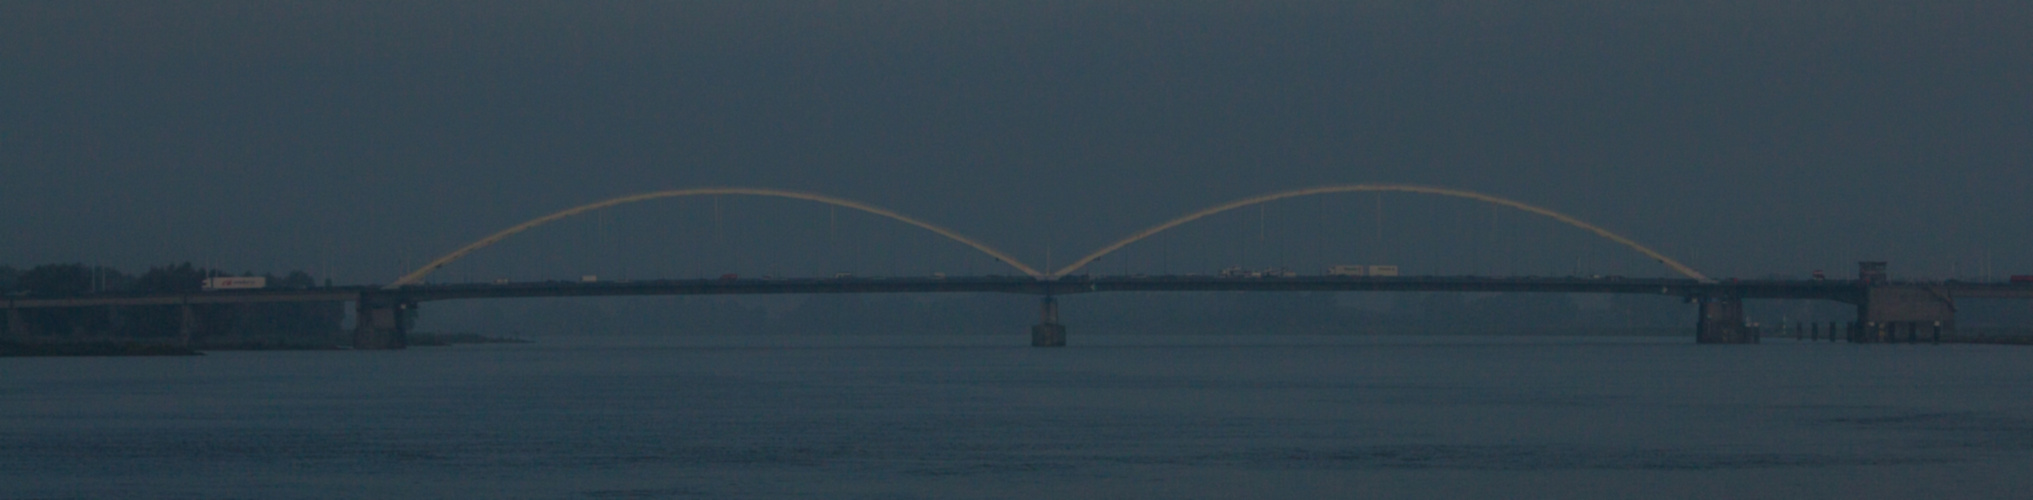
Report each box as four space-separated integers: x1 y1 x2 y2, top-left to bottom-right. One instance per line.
11 275 2032 309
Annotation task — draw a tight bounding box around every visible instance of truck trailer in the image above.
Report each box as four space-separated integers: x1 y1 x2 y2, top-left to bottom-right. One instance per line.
202 277 267 290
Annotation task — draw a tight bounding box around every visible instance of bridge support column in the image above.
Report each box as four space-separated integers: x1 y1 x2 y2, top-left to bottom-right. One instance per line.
3 307 27 340
1695 295 1756 344
353 298 412 350
1031 296 1066 347
178 304 200 348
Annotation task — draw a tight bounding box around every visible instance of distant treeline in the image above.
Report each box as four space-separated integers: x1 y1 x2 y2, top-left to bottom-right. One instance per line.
2 263 344 348
0 262 322 297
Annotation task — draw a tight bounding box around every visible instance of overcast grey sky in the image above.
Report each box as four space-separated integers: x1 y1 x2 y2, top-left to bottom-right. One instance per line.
4 1 2028 284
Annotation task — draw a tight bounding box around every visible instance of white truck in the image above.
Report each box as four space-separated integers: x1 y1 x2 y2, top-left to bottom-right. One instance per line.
202 277 267 290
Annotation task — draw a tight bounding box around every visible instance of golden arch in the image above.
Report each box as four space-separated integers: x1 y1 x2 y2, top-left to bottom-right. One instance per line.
387 187 1043 288
1053 184 1711 282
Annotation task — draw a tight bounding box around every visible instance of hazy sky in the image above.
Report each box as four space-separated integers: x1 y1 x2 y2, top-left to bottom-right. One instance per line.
4 1 2028 284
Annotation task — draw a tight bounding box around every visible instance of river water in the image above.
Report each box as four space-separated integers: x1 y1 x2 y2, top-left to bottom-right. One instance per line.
4 334 2031 499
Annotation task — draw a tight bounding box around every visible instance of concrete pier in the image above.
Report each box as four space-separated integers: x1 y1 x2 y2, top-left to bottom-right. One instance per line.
1695 295 1756 344
352 298 412 350
1031 296 1066 347
3 307 27 340
177 304 199 347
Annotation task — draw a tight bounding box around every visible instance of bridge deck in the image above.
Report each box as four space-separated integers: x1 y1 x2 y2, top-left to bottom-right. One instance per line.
6 289 365 309
6 276 2030 309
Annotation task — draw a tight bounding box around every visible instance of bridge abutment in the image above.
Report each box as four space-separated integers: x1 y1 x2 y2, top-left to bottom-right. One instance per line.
1032 296 1066 347
1695 295 1756 344
353 298 412 350
1855 286 1955 344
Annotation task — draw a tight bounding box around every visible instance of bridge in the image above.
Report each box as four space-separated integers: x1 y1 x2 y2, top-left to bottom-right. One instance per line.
11 270 2027 348
6 184 2029 348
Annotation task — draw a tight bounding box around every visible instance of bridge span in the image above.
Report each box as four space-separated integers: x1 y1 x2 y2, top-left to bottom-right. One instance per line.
11 267 2028 349
365 276 1798 301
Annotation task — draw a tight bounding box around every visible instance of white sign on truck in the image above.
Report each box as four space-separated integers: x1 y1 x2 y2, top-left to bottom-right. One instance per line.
202 277 267 290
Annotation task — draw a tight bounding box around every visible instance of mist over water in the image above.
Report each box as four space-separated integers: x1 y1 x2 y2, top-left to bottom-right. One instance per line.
5 334 2031 499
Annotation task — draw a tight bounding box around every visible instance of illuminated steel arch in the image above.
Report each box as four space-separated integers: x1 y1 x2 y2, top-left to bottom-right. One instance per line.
1053 184 1711 282
387 187 1042 288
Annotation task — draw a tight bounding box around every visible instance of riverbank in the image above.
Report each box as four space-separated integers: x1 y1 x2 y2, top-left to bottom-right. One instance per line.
406 332 533 346
0 341 200 357
1941 335 2033 346
0 332 531 356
